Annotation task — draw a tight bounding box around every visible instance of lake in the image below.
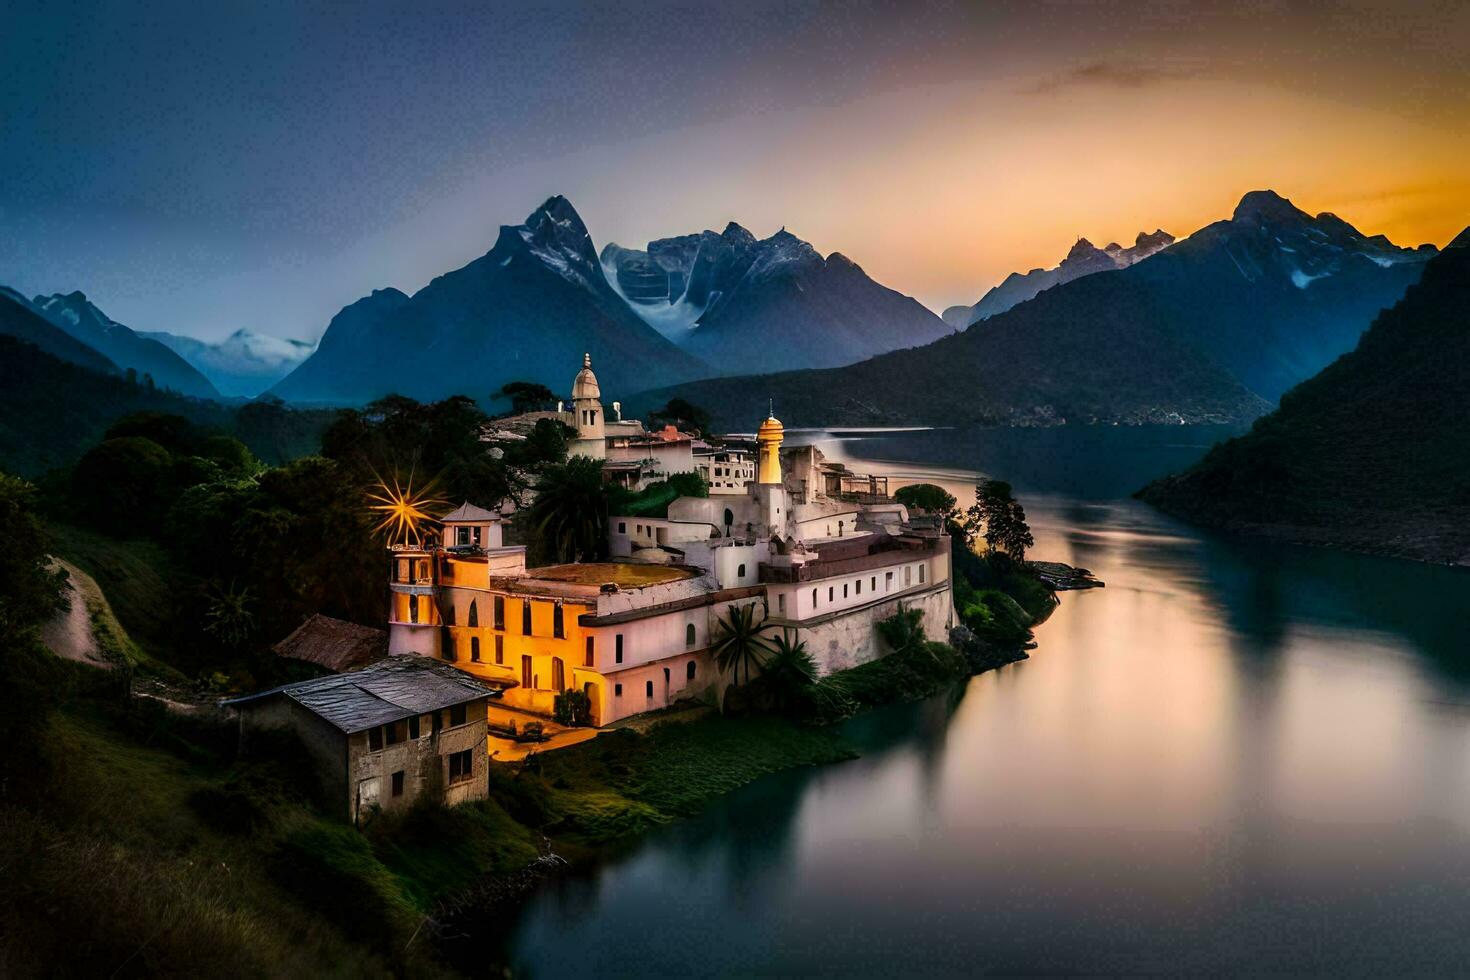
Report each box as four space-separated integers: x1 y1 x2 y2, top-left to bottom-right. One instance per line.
501 425 1470 975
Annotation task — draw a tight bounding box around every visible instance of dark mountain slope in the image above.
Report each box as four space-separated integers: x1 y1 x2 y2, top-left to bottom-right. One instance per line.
271 197 707 405
630 263 1268 430
602 223 952 374
26 291 220 398
0 289 119 375
1140 229 1470 564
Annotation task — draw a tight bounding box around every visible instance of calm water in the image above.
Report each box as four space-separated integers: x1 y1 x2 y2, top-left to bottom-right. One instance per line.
502 426 1470 975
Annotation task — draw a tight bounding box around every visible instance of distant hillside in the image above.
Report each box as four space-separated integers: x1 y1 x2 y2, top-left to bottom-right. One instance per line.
634 190 1433 429
945 229 1175 328
631 259 1270 430
0 335 329 476
602 223 953 374
0 289 119 374
270 197 708 405
1139 229 1470 565
143 328 315 397
20 291 220 398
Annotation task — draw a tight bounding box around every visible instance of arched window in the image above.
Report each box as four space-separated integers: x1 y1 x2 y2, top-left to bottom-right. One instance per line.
838 520 844 536
467 599 478 627
724 508 734 528
737 563 746 577
686 623 696 647
687 661 696 681
811 588 818 607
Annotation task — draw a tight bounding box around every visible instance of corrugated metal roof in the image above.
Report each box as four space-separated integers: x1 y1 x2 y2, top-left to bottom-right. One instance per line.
222 655 494 733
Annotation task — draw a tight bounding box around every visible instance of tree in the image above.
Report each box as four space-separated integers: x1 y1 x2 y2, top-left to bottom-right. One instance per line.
759 632 818 709
0 473 66 644
528 455 610 563
494 381 557 415
965 479 1034 564
876 604 928 658
894 483 956 516
711 602 774 687
649 398 712 437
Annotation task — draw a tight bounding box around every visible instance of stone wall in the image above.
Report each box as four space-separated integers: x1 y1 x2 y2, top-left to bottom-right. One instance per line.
794 584 955 675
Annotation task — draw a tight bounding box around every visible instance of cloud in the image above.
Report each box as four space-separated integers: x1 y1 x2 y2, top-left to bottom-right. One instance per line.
1025 61 1195 95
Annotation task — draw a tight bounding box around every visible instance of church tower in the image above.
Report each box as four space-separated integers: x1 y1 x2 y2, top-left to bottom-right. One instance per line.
753 411 787 534
569 352 606 459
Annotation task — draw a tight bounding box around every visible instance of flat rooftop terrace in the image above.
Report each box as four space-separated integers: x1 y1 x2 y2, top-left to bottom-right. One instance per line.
526 563 696 589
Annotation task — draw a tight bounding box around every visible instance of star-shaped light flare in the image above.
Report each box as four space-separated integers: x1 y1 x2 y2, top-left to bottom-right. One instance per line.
366 467 449 547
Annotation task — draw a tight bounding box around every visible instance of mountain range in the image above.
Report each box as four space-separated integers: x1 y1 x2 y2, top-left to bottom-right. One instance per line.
942 230 1175 328
1139 226 1470 565
632 191 1436 428
0 289 218 398
142 329 315 398
602 224 952 374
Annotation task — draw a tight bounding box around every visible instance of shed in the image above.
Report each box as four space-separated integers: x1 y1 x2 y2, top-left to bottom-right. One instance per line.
272 614 387 673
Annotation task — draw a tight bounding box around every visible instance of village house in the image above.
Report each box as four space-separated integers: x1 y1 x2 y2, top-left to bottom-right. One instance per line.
386 354 955 727
222 656 494 823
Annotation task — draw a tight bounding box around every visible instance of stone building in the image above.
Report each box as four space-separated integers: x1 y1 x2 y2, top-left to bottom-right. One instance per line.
222 656 494 824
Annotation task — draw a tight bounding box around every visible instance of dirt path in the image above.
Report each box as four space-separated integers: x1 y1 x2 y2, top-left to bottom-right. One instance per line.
39 558 116 669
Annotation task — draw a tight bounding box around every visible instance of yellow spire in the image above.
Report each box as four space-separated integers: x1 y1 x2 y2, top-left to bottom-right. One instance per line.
756 410 784 484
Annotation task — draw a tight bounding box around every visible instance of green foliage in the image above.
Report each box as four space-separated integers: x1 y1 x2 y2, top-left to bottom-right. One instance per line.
273 823 418 951
609 472 709 519
528 455 610 563
553 687 594 726
648 397 713 436
826 640 968 710
501 417 573 469
494 380 557 415
711 601 775 688
366 799 540 907
895 482 957 516
964 478 1035 564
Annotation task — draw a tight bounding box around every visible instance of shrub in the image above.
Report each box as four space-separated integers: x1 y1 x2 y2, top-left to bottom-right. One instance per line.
553 688 593 726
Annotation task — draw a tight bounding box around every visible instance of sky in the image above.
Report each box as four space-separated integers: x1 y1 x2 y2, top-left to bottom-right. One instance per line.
2 0 1467 342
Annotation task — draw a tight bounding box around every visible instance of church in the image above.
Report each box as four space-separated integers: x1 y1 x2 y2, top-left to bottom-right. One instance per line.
388 354 955 726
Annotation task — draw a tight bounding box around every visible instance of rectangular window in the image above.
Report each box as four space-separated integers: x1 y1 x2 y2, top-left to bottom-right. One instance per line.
871 576 877 592
828 587 834 601
553 604 564 638
493 596 505 630
778 593 786 614
385 720 403 746
615 683 623 697
449 702 467 727
522 601 532 635
615 634 624 664
408 715 420 740
368 726 382 752
843 584 848 598
646 680 654 699
456 526 470 546
391 770 405 797
618 522 626 533
856 579 862 595
905 566 912 586
522 655 533 688
432 710 443 735
886 571 894 589
919 565 926 584
585 636 595 667
495 634 504 665
470 636 481 662
552 658 566 691
447 749 473 784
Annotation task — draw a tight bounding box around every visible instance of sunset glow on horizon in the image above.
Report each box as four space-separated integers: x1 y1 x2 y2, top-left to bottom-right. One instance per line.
3 1 1466 337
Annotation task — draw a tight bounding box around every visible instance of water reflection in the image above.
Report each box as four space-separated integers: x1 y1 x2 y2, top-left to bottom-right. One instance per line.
503 427 1470 976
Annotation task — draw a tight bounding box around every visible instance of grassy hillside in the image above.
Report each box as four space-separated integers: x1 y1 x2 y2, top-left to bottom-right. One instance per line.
1140 233 1470 564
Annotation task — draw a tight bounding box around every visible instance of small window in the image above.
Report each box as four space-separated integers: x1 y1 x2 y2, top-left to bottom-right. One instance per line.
615 683 623 697
495 635 504 665
905 566 912 586
553 604 565 638
646 680 654 699
687 661 696 681
856 580 862 595
778 594 786 614
737 563 746 577
447 749 473 784
618 522 626 533
522 601 532 635
615 634 624 664
919 565 926 584
391 770 405 797
811 588 818 607
431 710 443 734
408 715 420 739
885 571 893 589
828 586 834 601
521 655 532 689
456 526 470 546
843 584 849 598
385 721 403 746
470 636 481 662
467 599 478 627
585 636 595 667
686 623 696 647
493 596 505 630
368 726 383 752
552 657 566 691
444 600 455 626
449 703 467 727
871 576 876 592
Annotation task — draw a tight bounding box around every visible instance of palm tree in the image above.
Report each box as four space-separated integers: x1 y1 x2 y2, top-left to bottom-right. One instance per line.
711 602 775 687
760 633 818 709
529 455 609 563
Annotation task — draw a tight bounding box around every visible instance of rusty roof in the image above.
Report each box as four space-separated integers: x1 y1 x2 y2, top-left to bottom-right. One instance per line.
271 614 387 673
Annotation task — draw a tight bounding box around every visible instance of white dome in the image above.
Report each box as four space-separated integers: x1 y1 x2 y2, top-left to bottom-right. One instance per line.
572 352 601 401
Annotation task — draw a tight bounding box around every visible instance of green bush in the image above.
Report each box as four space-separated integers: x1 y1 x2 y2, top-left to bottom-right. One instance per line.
273 823 417 950
553 688 593 726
